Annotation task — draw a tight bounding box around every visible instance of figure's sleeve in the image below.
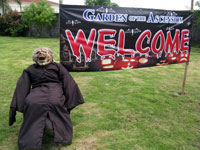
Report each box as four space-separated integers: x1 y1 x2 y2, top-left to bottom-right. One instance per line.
9 70 31 126
57 63 84 112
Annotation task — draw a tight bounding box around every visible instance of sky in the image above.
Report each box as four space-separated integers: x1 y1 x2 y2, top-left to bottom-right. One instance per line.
51 0 199 10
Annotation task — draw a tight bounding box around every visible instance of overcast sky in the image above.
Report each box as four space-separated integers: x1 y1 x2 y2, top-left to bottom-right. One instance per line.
50 0 199 10
111 0 194 10
49 0 198 10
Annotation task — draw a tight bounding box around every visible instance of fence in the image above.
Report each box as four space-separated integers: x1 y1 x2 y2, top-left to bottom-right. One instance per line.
26 13 200 45
26 13 60 38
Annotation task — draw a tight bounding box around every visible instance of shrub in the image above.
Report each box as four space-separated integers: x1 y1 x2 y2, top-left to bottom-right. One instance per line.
0 11 28 36
0 16 9 35
22 0 56 37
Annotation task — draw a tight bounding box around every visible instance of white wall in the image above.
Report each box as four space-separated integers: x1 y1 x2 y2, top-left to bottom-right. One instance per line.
51 5 59 13
9 2 21 12
0 8 2 15
8 2 59 13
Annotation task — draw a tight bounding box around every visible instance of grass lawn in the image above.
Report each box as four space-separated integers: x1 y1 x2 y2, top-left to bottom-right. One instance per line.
0 36 199 150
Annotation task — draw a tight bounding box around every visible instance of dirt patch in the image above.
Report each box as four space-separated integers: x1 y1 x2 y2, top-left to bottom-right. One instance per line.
75 136 98 150
97 131 113 137
73 76 93 90
73 76 93 83
110 73 124 78
133 144 144 150
71 131 113 150
82 103 102 117
82 102 97 108
12 60 32 66
130 77 144 83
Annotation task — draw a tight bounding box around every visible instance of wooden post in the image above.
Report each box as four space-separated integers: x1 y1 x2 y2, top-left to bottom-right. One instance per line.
181 62 189 95
181 0 194 95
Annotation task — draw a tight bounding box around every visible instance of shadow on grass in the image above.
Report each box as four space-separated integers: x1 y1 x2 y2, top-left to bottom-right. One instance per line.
42 130 69 150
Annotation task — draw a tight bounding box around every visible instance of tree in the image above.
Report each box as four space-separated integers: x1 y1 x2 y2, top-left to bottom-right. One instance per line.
194 0 200 26
22 0 56 37
85 0 119 7
0 11 28 36
15 0 22 12
196 0 200 8
0 0 11 15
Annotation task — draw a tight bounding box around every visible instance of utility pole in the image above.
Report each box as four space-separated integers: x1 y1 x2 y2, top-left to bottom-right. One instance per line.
191 0 194 11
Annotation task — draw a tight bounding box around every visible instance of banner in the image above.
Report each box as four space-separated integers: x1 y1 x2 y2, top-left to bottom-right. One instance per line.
60 5 193 71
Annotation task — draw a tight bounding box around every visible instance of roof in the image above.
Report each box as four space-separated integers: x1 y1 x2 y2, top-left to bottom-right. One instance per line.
8 0 59 5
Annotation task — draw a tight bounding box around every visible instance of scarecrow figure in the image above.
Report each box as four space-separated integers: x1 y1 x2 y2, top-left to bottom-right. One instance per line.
9 47 84 150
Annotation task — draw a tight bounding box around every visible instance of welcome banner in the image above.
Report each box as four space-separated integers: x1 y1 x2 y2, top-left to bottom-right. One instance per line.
60 5 193 71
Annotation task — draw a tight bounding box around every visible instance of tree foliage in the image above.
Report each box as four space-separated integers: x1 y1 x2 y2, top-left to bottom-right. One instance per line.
15 0 22 11
0 11 28 36
194 0 200 26
0 0 11 15
85 0 119 7
22 0 56 36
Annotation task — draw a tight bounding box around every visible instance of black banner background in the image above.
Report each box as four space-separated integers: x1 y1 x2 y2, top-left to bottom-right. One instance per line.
60 5 193 71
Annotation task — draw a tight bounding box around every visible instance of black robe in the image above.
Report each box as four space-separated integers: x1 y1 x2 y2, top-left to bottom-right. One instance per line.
9 62 84 150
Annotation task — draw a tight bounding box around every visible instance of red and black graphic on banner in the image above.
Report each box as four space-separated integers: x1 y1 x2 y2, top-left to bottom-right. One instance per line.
60 5 193 71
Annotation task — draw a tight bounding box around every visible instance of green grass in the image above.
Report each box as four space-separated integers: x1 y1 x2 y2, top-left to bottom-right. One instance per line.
0 36 199 150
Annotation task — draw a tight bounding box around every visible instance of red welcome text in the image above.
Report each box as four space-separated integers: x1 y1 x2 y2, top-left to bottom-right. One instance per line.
65 29 190 62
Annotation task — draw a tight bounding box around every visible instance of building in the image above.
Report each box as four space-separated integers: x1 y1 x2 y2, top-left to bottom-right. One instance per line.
0 0 59 15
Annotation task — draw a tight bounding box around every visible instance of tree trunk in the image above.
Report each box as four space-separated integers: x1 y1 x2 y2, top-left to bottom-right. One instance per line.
2 0 5 15
20 4 22 12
